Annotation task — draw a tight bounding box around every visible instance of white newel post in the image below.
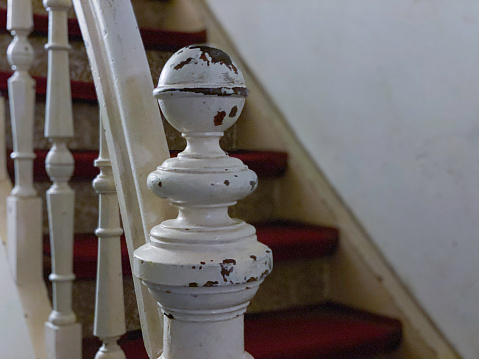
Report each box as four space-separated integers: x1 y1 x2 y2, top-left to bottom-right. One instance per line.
43 0 82 357
92 113 126 359
134 45 273 359
6 0 43 285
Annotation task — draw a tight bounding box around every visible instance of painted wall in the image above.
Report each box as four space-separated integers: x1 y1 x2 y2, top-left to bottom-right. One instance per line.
206 0 479 357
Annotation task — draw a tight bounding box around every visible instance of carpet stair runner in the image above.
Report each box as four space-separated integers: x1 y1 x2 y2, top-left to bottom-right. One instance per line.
1 3 403 357
33 153 402 359
82 303 402 359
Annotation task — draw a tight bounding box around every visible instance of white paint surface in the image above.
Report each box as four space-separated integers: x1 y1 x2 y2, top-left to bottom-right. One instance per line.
0 243 36 358
206 1 479 357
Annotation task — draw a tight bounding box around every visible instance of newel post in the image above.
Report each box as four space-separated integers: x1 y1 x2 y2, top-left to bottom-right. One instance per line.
133 45 272 359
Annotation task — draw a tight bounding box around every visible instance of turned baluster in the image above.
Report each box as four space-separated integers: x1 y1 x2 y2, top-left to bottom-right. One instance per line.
43 0 82 357
6 0 43 285
134 45 273 359
92 113 126 359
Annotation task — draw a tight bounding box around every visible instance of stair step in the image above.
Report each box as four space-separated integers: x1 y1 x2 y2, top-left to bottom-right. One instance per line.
8 150 288 182
82 303 402 359
0 8 207 51
0 72 100 102
43 221 338 280
255 220 338 262
244 303 402 358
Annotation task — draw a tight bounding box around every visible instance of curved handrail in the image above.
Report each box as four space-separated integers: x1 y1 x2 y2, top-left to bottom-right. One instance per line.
71 0 171 357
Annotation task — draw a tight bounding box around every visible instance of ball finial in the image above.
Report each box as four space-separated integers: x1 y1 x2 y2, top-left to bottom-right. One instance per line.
153 45 248 134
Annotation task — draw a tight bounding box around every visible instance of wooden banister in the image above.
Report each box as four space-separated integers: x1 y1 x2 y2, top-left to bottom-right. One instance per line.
71 0 171 357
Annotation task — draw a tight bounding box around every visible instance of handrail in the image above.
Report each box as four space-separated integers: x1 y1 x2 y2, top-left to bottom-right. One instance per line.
71 0 171 357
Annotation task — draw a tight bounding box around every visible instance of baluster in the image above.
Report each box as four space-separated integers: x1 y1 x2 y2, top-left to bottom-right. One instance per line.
6 0 43 285
92 113 126 359
134 45 273 359
43 0 82 357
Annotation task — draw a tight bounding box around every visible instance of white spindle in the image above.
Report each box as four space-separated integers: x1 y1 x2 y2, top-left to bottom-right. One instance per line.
43 0 82 357
6 0 43 285
134 45 273 359
92 114 126 359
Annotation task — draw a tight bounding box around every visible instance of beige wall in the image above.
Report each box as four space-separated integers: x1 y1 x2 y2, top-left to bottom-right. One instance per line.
206 1 479 357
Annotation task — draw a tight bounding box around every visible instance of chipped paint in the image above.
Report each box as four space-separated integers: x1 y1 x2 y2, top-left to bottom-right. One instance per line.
164 312 175 320
203 281 219 287
229 106 238 117
219 259 236 282
155 87 248 97
173 57 195 70
214 111 226 126
190 45 239 74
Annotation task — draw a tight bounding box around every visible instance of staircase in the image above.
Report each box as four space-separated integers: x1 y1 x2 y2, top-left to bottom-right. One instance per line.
1 1 403 358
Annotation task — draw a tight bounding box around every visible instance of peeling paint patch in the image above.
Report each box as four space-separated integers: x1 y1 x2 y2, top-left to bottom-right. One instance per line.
164 312 175 319
173 57 195 70
250 255 257 261
191 45 238 74
224 180 230 186
219 259 236 282
229 106 238 118
214 111 226 126
203 281 218 287
188 282 199 287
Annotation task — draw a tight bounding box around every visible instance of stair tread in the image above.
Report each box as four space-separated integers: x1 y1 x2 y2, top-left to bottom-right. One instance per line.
8 149 288 182
0 71 101 102
82 303 402 359
255 220 338 261
0 9 207 51
244 303 402 359
43 221 338 280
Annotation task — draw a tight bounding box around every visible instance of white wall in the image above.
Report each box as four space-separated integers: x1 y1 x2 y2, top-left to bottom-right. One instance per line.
206 0 479 357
